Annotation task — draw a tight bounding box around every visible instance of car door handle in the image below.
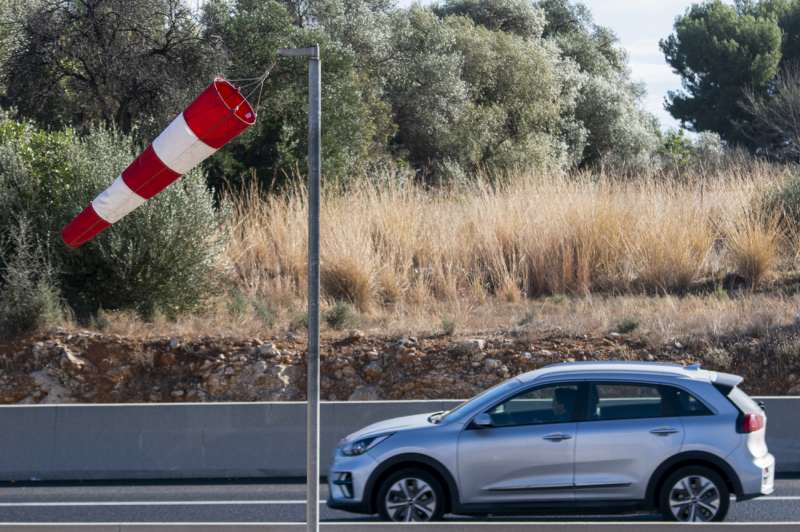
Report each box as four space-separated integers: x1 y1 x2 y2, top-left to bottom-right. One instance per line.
543 433 573 442
650 427 680 436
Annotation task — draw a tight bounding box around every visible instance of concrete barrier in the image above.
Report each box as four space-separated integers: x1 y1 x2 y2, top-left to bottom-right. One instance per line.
0 398 796 481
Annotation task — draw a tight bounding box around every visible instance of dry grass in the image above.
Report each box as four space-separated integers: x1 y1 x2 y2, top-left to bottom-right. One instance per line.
73 163 800 344
227 164 791 309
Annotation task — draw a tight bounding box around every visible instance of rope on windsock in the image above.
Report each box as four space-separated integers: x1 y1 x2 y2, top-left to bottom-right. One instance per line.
61 76 262 248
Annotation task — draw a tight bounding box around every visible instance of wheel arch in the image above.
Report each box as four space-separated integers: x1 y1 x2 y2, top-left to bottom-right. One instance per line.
363 453 460 514
645 451 744 507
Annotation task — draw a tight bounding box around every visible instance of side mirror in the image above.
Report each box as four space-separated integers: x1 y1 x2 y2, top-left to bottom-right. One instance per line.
472 413 493 429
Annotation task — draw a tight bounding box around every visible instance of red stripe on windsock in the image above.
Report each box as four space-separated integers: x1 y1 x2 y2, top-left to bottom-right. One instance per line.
183 78 256 149
121 144 181 200
61 204 112 248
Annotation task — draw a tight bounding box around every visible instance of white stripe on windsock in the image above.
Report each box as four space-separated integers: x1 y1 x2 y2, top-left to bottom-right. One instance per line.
152 113 218 175
91 175 147 223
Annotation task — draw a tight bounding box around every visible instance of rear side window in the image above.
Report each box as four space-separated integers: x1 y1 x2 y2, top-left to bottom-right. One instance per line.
589 383 711 421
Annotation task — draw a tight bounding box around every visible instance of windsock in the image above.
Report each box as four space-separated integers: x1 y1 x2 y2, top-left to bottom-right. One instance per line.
61 78 256 248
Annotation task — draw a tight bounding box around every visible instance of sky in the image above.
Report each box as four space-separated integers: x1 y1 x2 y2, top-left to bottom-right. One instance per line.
398 0 735 131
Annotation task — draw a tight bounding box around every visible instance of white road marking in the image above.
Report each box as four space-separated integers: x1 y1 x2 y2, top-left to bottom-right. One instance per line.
0 496 798 507
0 500 324 507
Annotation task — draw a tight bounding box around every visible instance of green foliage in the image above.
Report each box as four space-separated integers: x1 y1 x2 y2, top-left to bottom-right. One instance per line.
440 316 457 336
0 114 221 320
0 220 63 337
2 0 221 139
615 317 639 334
433 0 546 38
764 171 800 228
658 129 726 172
661 0 785 146
659 129 696 170
202 0 395 191
1 0 665 189
324 301 358 330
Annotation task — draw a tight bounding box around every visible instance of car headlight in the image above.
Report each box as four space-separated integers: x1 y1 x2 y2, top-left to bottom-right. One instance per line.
340 433 393 456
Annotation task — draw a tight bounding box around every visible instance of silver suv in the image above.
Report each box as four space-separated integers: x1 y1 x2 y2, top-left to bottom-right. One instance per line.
327 362 775 522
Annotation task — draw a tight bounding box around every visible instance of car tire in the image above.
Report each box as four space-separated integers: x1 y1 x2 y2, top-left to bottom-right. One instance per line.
377 468 446 522
659 465 730 522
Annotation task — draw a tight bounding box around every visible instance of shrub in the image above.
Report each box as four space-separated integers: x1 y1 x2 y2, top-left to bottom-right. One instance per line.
0 221 63 337
724 213 781 288
615 317 639 334
0 114 222 320
324 301 359 330
441 317 457 336
765 172 800 229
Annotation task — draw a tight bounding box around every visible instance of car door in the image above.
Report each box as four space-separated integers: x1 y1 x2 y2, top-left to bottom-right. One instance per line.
457 382 585 505
574 381 685 501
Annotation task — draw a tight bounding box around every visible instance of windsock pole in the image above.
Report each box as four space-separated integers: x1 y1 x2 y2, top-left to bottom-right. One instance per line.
278 44 321 532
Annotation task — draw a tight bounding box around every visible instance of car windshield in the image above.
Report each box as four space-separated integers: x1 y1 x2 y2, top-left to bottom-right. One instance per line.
434 379 520 422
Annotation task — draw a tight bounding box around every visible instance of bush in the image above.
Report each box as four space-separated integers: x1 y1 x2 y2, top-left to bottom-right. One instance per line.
765 172 800 229
0 221 63 337
324 301 359 330
615 317 639 335
0 114 222 320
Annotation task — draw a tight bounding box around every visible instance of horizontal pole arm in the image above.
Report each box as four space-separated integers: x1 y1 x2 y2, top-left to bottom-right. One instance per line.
278 47 319 58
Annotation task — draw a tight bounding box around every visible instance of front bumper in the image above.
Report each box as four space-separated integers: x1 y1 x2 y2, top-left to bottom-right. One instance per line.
326 451 379 514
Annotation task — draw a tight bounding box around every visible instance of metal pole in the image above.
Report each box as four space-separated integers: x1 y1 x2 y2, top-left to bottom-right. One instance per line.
306 44 321 532
277 44 321 532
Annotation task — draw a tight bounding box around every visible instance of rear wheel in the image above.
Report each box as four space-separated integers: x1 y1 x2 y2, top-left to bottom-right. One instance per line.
377 468 445 522
659 466 730 522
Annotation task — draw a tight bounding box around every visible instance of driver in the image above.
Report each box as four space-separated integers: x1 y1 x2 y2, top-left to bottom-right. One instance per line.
552 388 577 422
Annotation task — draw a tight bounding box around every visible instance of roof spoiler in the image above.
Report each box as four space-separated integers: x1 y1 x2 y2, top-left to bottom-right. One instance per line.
712 371 744 393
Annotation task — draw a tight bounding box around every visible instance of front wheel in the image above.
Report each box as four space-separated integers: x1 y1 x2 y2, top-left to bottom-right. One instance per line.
659 466 730 522
377 468 445 522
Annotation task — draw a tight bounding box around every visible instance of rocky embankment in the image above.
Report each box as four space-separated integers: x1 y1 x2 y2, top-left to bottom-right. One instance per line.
1 327 799 404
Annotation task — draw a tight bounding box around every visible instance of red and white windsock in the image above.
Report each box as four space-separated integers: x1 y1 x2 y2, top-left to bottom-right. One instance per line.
61 78 256 248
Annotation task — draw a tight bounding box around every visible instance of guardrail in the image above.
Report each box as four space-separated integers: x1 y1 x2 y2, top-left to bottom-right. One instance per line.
0 398 797 481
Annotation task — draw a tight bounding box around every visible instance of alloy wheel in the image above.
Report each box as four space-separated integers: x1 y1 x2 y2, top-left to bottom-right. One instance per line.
384 477 438 522
668 474 722 522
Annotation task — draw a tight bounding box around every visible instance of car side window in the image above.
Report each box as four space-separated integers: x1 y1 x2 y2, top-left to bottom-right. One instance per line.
487 383 580 427
589 382 711 421
661 385 713 417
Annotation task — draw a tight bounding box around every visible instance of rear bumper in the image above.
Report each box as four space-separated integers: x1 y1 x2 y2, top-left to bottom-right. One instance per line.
738 452 775 500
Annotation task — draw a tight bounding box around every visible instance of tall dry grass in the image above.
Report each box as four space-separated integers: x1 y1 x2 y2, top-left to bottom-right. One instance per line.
226 162 793 314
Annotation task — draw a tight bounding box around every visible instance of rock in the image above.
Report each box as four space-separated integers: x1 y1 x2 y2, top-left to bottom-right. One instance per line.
522 352 533 360
170 390 184 398
366 350 380 361
30 370 73 403
609 332 622 338
255 360 268 373
349 385 380 401
363 361 382 383
256 343 281 357
224 366 235 376
484 358 501 371
452 339 486 356
60 347 88 370
646 354 656 361
347 329 365 342
674 341 684 350
168 337 180 350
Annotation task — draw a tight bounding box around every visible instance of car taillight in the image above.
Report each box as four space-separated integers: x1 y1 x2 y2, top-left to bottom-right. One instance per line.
742 413 765 433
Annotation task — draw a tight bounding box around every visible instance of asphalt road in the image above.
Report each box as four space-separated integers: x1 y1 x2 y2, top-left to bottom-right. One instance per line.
0 478 798 524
